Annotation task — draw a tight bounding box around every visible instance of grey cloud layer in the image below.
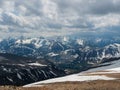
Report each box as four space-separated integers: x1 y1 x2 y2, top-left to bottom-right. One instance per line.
0 0 120 38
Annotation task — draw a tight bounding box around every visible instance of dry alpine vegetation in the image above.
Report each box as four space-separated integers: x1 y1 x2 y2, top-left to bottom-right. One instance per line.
0 80 120 90
0 72 120 90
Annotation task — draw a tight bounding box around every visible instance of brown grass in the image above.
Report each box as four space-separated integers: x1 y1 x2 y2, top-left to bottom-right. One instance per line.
0 80 120 90
105 73 120 78
84 73 120 79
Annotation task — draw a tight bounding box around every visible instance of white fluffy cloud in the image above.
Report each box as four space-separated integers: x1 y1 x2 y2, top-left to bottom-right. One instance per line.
0 0 120 38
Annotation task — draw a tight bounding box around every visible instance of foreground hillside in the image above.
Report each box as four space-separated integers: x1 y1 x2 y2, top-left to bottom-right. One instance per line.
0 59 120 90
14 59 119 90
24 59 120 87
0 80 120 90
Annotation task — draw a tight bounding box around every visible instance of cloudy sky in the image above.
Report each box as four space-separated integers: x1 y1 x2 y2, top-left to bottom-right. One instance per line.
0 0 120 38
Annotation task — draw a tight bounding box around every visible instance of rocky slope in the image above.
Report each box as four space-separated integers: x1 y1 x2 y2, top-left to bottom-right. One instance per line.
0 53 65 86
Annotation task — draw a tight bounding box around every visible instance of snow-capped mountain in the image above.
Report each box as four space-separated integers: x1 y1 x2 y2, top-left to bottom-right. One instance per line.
0 37 120 71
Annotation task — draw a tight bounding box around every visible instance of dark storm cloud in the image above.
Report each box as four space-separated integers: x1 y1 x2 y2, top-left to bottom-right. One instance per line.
89 0 120 15
55 0 120 15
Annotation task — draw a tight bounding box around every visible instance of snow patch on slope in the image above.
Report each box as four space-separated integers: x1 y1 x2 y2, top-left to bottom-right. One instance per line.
85 59 120 73
24 74 115 87
76 39 84 45
28 62 47 67
48 52 59 57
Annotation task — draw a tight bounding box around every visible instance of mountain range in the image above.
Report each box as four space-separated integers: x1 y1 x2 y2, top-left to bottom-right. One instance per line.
0 36 120 85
